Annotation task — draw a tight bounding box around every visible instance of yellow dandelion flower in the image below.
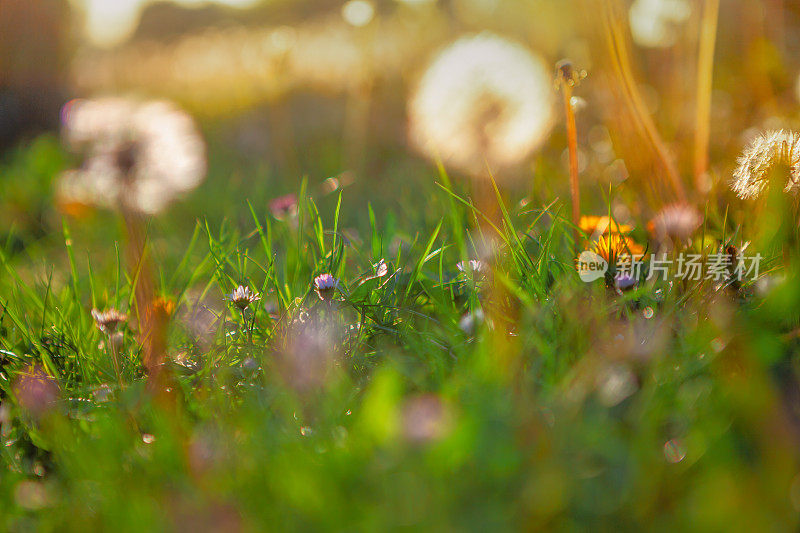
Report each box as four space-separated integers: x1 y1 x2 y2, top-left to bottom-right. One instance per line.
579 215 633 236
592 234 645 265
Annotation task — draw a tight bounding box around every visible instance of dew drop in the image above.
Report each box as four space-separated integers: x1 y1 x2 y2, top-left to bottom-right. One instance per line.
142 434 155 444
663 439 686 463
643 307 654 319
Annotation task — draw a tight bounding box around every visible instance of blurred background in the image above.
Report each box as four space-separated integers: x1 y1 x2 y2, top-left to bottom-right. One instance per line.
3 0 800 254
6 3 800 527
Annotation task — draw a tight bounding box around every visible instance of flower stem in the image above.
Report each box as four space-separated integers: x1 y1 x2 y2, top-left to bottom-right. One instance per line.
108 334 124 392
693 0 720 195
562 85 581 247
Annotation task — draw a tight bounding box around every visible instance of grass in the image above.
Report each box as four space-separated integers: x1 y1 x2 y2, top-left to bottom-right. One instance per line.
1 131 800 531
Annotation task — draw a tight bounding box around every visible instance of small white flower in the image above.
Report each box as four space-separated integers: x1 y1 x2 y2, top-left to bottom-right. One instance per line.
227 285 261 311
457 260 488 279
313 274 339 301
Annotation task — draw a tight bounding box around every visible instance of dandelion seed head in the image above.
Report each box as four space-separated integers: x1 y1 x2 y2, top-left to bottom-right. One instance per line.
629 0 691 48
408 33 554 177
731 129 800 199
58 97 206 215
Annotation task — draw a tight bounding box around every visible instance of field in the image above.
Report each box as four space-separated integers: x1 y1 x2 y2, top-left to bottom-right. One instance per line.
3 0 800 530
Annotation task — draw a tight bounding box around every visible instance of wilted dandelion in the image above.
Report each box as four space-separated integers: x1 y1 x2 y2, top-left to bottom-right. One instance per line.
647 203 702 242
58 97 206 215
227 286 261 311
314 274 339 301
91 308 128 333
92 308 128 388
408 33 554 177
731 129 800 199
555 59 587 241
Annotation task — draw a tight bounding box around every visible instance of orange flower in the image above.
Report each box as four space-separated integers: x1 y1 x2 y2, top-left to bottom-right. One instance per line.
579 215 633 236
592 233 645 264
152 297 176 317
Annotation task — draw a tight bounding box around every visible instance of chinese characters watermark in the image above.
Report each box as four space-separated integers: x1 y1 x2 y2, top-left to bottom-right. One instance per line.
576 252 762 283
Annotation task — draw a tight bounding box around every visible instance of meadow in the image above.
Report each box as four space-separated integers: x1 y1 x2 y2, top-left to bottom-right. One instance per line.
3 0 800 530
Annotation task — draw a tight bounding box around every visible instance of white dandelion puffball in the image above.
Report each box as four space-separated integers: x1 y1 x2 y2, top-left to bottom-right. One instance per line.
408 33 555 177
59 97 206 215
629 0 691 48
731 129 800 200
